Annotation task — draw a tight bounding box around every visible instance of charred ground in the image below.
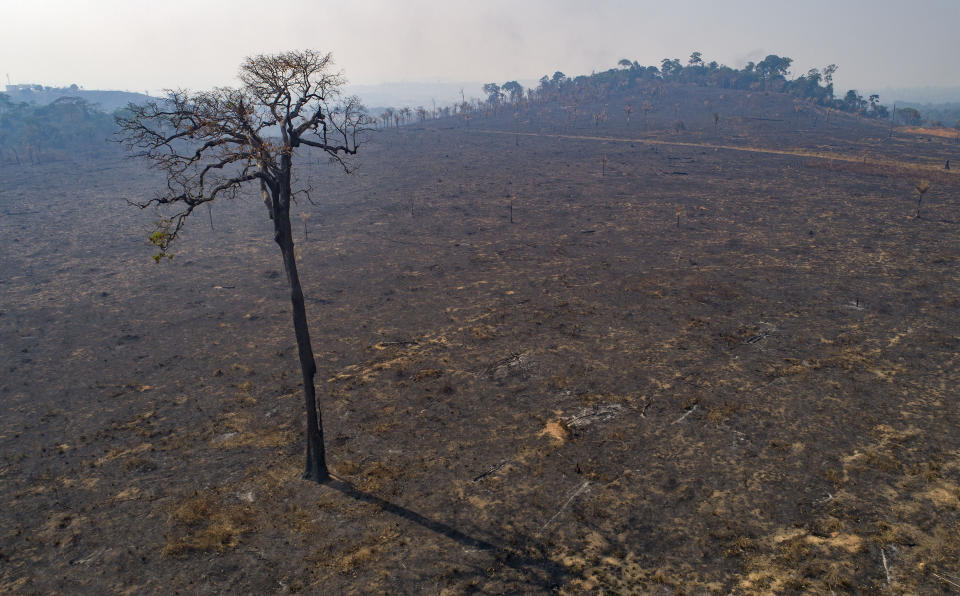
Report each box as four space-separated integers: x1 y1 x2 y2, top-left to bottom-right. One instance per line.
2 85 960 594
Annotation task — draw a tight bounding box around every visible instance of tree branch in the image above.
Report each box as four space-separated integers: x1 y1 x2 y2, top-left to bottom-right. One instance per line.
116 49 368 256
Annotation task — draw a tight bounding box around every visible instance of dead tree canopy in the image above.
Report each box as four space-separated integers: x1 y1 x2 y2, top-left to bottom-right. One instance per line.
117 50 371 482
117 49 369 255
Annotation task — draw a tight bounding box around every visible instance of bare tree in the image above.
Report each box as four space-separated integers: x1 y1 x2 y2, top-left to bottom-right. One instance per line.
117 50 370 483
381 107 395 129
914 180 931 218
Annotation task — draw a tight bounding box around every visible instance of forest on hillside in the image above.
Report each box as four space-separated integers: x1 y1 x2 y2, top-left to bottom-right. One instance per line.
0 94 119 164
380 53 955 130
3 52 959 163
470 54 888 122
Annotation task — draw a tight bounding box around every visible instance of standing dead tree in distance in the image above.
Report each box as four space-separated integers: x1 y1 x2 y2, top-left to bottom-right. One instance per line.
117 50 370 483
914 180 931 218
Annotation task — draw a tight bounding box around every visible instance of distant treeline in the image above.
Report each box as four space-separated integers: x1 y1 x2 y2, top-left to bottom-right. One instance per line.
0 94 121 164
377 52 960 130
483 53 891 120
2 84 153 112
895 102 960 128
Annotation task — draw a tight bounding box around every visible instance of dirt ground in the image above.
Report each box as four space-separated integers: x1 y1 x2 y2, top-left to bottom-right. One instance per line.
2 85 960 594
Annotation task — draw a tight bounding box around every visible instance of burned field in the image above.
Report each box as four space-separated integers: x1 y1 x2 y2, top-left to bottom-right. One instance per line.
2 89 960 593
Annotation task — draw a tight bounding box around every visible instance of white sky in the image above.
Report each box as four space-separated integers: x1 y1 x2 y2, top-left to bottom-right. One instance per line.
2 0 958 98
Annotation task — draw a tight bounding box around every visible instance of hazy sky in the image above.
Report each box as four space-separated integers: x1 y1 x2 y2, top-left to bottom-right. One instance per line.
2 0 958 99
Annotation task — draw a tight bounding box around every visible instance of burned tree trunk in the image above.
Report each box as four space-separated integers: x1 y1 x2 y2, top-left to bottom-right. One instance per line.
273 190 329 482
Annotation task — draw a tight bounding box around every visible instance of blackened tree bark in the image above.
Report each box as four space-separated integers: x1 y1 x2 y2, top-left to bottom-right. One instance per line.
117 50 369 482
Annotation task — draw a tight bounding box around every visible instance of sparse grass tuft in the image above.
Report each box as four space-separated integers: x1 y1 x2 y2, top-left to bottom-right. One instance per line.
162 492 252 556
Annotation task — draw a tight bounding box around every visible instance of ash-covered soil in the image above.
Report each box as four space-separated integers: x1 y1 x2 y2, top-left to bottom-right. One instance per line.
3 87 960 594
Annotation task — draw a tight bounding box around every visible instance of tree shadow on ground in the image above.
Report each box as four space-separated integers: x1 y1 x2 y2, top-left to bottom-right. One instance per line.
324 476 574 592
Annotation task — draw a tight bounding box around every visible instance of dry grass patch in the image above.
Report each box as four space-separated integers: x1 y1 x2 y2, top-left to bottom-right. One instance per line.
209 411 295 448
539 419 571 445
162 491 253 556
898 126 960 140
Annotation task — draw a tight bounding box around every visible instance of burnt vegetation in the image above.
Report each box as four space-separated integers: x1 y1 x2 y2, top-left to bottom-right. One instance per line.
2 49 960 594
